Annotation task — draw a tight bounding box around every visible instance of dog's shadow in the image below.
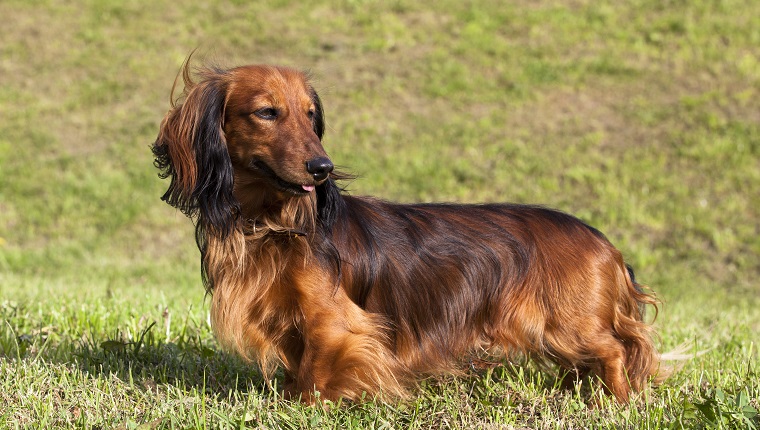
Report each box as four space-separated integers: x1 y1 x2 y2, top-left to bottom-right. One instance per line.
12 326 589 407
6 317 274 401
90 332 267 396
4 310 592 407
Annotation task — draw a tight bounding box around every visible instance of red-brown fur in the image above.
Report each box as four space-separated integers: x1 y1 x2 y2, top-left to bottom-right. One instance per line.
153 59 664 404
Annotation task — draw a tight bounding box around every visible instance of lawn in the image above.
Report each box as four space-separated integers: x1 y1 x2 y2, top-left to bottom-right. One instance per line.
1 0 758 428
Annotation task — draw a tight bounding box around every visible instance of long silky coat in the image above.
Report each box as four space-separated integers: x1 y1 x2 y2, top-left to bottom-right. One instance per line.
153 61 662 403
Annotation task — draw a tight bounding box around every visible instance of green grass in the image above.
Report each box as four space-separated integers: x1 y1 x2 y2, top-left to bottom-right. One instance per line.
1 0 759 428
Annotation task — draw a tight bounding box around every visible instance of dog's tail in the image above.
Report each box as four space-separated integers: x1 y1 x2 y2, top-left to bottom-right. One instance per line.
622 265 705 390
613 264 666 390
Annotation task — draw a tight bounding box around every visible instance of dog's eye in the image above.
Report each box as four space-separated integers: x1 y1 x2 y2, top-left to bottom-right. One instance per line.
307 109 315 120
254 108 278 121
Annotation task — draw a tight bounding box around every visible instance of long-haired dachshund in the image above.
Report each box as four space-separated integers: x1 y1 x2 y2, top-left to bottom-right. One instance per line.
153 60 663 404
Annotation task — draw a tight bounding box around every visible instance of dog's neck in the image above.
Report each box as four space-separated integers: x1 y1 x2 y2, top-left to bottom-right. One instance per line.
232 177 318 240
243 220 308 238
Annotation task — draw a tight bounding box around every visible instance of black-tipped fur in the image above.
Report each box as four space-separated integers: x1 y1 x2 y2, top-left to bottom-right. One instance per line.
152 70 240 239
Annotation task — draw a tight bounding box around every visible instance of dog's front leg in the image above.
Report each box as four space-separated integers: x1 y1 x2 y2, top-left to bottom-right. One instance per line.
291 272 407 403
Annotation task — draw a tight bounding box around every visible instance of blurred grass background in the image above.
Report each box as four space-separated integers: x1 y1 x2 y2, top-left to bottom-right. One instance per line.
0 0 758 428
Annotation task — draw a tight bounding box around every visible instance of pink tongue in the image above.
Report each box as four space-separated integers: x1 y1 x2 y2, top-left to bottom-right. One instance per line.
302 185 315 192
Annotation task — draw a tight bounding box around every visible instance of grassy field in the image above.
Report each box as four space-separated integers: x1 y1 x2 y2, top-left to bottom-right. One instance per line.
1 0 758 428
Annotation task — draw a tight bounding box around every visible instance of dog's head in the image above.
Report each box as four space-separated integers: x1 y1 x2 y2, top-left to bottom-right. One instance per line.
224 65 331 195
153 60 333 237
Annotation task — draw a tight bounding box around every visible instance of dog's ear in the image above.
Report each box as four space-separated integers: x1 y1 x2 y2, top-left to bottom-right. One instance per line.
316 178 345 232
152 63 240 238
310 87 325 140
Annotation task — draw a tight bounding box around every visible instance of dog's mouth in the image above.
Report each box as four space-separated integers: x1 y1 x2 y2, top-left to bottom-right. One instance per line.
249 159 317 195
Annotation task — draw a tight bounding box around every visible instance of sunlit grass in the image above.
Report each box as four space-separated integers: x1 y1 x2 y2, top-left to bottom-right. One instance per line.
1 0 758 428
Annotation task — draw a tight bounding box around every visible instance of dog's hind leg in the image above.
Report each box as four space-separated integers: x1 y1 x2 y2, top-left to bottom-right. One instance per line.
584 333 632 402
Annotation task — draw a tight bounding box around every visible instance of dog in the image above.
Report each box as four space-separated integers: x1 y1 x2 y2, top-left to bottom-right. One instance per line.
152 60 663 404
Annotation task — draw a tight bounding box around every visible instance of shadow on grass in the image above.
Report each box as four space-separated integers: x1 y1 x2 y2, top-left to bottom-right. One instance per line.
1 316 272 400
0 302 606 408
86 325 270 397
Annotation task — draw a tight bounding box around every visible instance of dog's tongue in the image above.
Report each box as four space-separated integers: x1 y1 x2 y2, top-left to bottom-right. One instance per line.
302 185 315 192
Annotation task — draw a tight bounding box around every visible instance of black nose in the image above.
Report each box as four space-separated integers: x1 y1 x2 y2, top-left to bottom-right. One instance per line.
305 157 334 181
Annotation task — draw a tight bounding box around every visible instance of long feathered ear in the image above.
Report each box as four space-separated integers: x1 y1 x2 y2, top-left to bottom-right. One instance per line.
152 62 240 238
309 86 350 232
309 87 344 229
310 87 325 140
316 178 345 232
